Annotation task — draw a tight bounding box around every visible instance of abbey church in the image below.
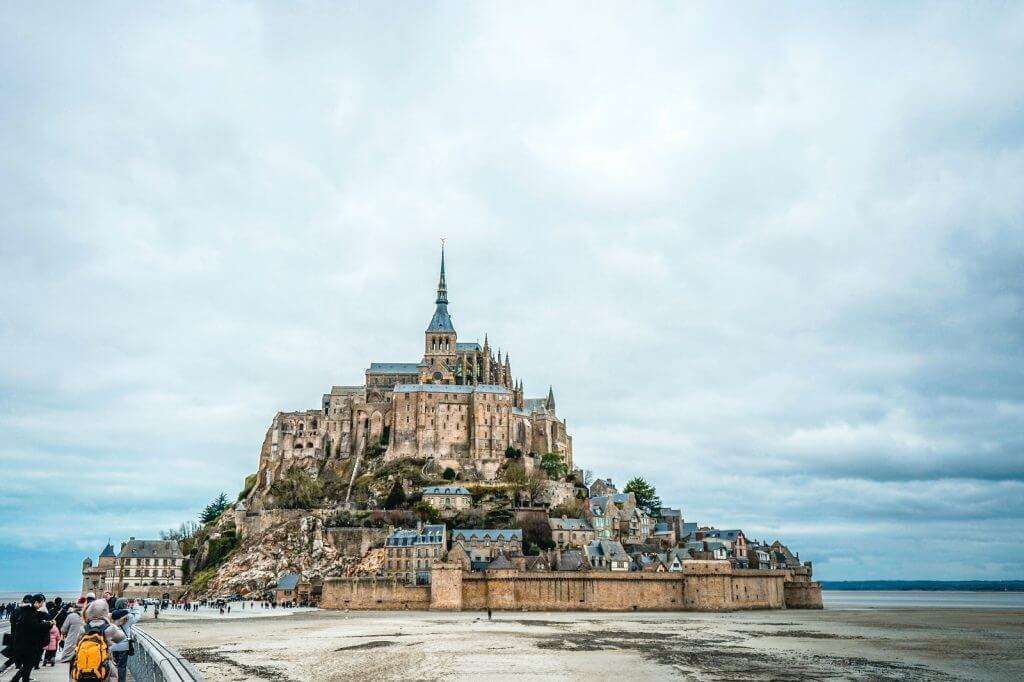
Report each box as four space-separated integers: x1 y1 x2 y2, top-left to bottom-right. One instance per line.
247 248 572 503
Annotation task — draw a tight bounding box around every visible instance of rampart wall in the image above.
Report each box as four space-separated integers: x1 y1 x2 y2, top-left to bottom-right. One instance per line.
322 561 821 612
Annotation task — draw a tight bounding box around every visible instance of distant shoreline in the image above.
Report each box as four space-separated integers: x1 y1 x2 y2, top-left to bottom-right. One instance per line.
821 580 1024 592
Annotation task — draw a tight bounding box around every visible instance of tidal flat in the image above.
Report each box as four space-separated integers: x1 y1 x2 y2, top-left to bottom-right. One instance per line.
144 604 1024 681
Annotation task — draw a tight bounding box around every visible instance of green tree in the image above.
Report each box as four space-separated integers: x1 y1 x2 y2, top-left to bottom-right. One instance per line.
540 452 566 479
269 468 324 509
623 477 661 512
200 493 230 524
412 501 441 524
384 480 407 509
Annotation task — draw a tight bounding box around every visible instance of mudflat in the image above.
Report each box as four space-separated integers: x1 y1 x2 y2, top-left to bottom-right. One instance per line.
144 607 1024 681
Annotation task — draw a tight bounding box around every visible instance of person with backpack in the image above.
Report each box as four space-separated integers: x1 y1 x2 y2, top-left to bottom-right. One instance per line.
9 594 52 682
71 599 125 681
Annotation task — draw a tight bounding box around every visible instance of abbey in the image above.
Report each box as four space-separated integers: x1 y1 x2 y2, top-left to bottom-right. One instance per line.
248 248 572 502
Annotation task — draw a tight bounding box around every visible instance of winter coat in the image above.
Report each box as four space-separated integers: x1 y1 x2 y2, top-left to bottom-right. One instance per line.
58 611 84 663
109 605 142 654
46 624 59 651
10 605 50 658
82 601 126 682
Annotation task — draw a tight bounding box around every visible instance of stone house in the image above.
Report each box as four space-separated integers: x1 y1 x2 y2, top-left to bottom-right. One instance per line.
82 538 185 594
589 478 617 497
384 523 446 583
704 529 748 567
584 539 631 572
450 529 523 558
422 485 472 516
548 517 595 549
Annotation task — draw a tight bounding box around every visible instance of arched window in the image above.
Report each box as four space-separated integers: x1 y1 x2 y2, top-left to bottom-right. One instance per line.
295 443 303 449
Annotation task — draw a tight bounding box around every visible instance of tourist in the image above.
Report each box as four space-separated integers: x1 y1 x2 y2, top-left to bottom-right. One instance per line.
58 604 84 667
109 598 142 682
42 622 59 667
9 594 52 682
0 595 30 676
80 599 126 681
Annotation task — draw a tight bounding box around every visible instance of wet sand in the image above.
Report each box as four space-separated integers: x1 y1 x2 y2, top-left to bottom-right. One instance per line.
143 607 1024 680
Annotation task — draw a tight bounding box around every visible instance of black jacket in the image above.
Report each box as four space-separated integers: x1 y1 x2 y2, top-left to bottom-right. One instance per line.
11 605 50 657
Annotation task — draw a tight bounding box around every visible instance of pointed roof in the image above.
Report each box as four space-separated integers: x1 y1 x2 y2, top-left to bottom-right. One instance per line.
427 244 455 333
99 542 116 558
546 386 556 411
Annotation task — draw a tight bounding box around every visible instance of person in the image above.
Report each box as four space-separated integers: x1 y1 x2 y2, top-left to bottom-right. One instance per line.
58 604 84 667
108 599 142 682
42 622 59 666
9 594 52 682
487 607 492 620
1 596 32 676
77 599 125 681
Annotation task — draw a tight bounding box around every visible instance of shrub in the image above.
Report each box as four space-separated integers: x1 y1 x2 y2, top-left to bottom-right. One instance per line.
270 468 324 509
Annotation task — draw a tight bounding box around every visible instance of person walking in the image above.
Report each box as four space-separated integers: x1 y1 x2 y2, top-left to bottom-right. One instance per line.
109 599 142 682
42 622 59 666
9 594 51 682
75 600 125 681
58 604 84 667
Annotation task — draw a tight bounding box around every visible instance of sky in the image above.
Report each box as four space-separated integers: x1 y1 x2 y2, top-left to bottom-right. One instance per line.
1 2 1022 590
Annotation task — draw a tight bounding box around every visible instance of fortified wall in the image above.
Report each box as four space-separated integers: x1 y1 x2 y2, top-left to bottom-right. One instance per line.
322 561 822 612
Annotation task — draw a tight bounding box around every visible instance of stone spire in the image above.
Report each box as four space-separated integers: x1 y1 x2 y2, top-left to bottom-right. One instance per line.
546 385 556 412
426 243 454 333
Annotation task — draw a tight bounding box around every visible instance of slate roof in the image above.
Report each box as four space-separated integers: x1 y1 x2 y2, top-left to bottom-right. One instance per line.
99 543 116 558
277 573 301 590
427 303 455 332
549 518 592 531
658 507 682 519
523 398 549 413
556 550 585 571
394 384 509 395
367 362 422 375
679 522 698 541
387 524 446 546
422 486 471 496
585 540 630 563
653 523 671 534
486 554 514 570
705 529 744 541
452 529 522 542
118 539 182 558
456 342 481 352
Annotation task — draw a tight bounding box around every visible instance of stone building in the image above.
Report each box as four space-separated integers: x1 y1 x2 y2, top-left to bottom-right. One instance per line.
81 542 116 594
82 538 184 595
383 523 446 583
422 485 472 516
246 247 573 507
548 517 596 549
450 529 523 559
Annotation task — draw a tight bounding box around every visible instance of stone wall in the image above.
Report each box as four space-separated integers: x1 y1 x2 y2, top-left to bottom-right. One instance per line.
784 581 824 609
321 577 430 610
321 561 821 612
121 585 188 601
236 509 307 539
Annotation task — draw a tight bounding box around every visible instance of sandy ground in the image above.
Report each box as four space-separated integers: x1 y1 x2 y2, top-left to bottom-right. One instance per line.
140 606 1024 681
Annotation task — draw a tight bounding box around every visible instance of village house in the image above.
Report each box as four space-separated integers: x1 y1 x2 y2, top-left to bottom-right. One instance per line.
422 485 473 516
548 517 595 549
588 478 617 497
704 529 748 567
384 523 446 583
584 539 631 571
450 529 523 558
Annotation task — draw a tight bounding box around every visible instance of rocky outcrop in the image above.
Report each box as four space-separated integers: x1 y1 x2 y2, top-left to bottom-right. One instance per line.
194 511 381 598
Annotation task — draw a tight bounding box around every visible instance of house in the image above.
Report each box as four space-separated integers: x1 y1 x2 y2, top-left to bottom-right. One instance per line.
586 493 638 541
421 486 472 516
554 549 585 572
384 523 446 583
678 522 699 543
704 529 747 566
450 529 523 558
549 517 595 549
619 506 653 544
651 522 676 546
747 543 773 570
275 573 305 605
630 552 668 572
584 539 631 572
589 478 617 497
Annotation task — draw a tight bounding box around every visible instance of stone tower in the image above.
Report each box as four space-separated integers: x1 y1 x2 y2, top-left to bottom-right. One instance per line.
422 244 457 384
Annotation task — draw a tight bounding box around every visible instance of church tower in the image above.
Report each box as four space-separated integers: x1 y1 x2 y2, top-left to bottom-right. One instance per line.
422 244 457 384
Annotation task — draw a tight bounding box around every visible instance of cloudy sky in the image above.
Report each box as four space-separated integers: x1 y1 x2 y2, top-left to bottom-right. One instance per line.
2 2 1022 590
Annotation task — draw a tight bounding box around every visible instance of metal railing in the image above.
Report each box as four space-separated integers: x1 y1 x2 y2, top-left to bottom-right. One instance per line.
126 626 203 681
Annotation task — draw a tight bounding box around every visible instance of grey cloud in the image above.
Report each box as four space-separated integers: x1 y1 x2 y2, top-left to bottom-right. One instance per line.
1 2 1023 581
